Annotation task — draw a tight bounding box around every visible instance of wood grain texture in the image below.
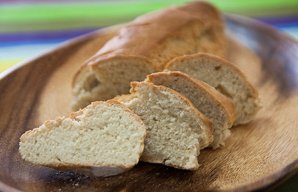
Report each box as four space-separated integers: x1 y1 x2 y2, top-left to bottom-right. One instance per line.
0 15 297 192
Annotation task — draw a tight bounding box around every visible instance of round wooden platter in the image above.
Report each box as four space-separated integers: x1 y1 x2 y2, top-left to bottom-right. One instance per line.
0 14 297 192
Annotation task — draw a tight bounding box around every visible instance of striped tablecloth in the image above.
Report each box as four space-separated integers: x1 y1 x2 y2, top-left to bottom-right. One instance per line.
0 0 297 191
0 0 298 73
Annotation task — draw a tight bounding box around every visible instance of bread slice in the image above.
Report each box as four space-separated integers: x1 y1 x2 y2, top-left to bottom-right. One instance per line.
72 1 226 110
165 53 260 125
147 71 236 148
19 101 146 177
115 81 213 170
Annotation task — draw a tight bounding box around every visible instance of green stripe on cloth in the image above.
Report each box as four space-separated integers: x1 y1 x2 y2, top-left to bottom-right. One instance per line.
1 0 298 23
0 0 298 32
210 0 298 11
0 1 184 32
0 1 184 23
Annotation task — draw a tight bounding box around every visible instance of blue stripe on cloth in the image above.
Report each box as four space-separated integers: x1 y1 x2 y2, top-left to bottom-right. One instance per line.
0 17 297 50
0 43 60 60
257 16 298 24
0 28 98 46
256 15 298 30
273 23 298 29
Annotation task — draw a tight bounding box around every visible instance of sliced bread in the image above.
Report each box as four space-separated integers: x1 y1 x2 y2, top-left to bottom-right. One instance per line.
147 71 236 148
165 53 260 125
115 81 213 170
72 1 226 110
19 101 146 177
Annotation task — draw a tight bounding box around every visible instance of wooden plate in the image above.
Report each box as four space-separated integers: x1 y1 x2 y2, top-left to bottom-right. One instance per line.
0 14 297 192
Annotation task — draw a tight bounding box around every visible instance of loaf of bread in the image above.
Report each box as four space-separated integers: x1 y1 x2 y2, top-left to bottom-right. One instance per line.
147 71 236 148
19 101 146 177
19 2 262 176
165 53 260 125
115 81 213 170
72 1 226 110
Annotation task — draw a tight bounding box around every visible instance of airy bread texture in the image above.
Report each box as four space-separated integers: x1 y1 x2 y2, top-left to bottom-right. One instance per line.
115 81 213 170
72 66 104 110
165 53 260 125
147 71 236 148
72 1 226 110
71 29 119 111
19 101 146 177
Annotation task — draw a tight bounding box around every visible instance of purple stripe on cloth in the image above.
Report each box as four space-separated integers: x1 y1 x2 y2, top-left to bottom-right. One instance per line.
0 39 68 47
256 16 298 25
0 28 99 46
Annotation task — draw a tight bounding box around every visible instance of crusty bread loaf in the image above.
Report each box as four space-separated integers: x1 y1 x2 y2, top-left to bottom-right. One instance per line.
19 101 146 177
165 53 260 125
72 1 226 110
115 81 213 170
147 71 236 148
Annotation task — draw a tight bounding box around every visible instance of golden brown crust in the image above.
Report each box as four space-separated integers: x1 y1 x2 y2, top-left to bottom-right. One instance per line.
87 1 225 71
147 71 236 127
130 81 214 147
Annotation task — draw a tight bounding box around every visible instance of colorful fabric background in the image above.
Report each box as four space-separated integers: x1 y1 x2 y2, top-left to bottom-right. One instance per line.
0 0 298 72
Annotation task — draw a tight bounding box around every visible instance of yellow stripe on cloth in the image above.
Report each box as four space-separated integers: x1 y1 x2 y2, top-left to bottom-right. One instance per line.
0 59 22 72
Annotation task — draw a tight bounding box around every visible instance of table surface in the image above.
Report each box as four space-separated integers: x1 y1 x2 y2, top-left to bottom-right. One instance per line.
0 0 297 191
